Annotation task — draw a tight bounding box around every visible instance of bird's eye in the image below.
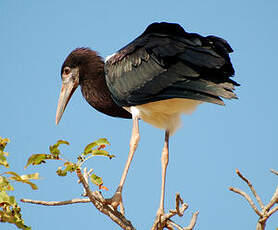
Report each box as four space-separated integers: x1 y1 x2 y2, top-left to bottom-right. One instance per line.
64 67 71 75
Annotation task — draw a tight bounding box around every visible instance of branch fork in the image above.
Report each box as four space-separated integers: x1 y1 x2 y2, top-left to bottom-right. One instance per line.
22 167 198 230
229 169 278 230
151 193 198 230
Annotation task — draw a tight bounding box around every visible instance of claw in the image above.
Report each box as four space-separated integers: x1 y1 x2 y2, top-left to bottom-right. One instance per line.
156 208 164 219
105 188 125 215
153 208 166 229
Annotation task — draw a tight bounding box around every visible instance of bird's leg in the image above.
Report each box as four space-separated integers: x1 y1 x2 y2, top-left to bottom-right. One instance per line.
106 116 140 215
156 130 170 221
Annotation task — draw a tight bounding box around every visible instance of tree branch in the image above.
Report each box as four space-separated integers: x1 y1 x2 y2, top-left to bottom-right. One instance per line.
183 211 199 230
75 168 136 230
270 169 278 176
229 187 262 217
235 169 264 209
22 167 200 230
151 193 198 230
265 187 278 212
21 198 90 206
230 169 278 230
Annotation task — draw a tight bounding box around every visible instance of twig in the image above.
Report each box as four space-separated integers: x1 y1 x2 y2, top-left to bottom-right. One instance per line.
21 198 90 206
266 205 278 218
230 169 278 230
236 169 264 209
151 193 198 230
270 169 278 176
167 220 183 230
229 187 262 217
175 193 185 217
183 211 199 230
265 187 278 212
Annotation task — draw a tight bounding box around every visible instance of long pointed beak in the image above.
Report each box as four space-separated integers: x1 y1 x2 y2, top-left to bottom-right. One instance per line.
55 77 78 125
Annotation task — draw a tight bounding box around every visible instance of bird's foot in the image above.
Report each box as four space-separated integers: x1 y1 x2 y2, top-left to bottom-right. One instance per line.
153 208 166 229
105 189 125 215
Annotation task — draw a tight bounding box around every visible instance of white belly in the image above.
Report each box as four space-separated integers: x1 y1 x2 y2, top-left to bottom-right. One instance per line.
124 98 202 135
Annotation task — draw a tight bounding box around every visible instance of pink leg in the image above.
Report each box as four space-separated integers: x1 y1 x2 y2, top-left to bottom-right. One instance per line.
156 130 169 217
107 116 140 214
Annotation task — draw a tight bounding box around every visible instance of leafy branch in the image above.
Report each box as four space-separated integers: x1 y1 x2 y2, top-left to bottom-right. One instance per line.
24 138 114 191
22 138 198 230
0 137 39 230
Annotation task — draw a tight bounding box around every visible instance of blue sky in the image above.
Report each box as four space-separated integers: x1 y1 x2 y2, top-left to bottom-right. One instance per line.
1 0 278 229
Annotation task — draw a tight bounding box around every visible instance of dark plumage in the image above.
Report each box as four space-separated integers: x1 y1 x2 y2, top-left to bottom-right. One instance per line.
105 22 238 108
56 22 239 218
61 48 131 118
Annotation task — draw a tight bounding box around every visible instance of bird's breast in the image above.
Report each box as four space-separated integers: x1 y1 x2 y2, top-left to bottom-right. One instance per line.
124 98 202 135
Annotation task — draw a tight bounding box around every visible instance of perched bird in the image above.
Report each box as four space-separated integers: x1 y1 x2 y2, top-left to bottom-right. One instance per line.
56 22 238 219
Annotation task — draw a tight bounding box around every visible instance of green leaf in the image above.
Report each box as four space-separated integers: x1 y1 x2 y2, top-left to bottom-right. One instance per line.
91 149 115 159
4 171 21 178
0 190 31 229
83 138 110 155
0 154 9 168
90 173 103 186
96 138 110 146
0 137 10 152
49 140 69 156
0 176 14 191
83 142 98 155
5 172 39 190
56 162 77 177
56 167 67 176
24 153 55 169
0 190 12 205
21 173 40 180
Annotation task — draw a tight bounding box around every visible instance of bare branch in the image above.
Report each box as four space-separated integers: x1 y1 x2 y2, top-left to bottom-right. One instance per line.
76 168 136 230
236 169 264 209
231 169 278 230
270 169 278 176
151 194 198 230
174 193 186 217
256 220 266 230
183 211 199 230
229 187 262 217
265 187 278 212
21 198 90 206
167 220 183 230
266 205 278 218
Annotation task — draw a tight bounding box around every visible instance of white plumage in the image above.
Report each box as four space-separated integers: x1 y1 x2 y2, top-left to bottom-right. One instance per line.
125 98 202 135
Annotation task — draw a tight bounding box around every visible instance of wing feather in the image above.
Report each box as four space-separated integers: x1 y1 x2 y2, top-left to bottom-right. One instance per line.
105 22 238 107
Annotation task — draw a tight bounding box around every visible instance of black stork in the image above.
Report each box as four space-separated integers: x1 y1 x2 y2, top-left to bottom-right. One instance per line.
55 22 238 218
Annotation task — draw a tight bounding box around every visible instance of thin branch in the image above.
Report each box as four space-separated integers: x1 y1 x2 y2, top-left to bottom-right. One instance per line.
21 198 90 206
183 211 199 230
265 187 278 212
174 193 185 217
270 169 278 176
151 193 198 230
167 220 183 230
229 187 262 217
23 168 136 230
266 205 278 218
230 169 278 230
256 220 266 230
236 169 264 209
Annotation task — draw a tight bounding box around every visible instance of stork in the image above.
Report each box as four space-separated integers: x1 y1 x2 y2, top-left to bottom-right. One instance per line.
55 22 238 220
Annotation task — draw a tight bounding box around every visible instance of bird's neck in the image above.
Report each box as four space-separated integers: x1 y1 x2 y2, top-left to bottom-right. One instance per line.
79 57 131 118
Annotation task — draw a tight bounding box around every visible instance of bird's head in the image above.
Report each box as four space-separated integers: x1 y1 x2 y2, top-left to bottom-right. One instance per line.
55 48 103 125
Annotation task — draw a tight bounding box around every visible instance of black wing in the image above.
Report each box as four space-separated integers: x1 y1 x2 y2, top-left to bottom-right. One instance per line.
105 22 239 107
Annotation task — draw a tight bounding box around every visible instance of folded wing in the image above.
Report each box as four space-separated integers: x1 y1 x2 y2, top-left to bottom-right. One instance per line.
105 22 239 107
